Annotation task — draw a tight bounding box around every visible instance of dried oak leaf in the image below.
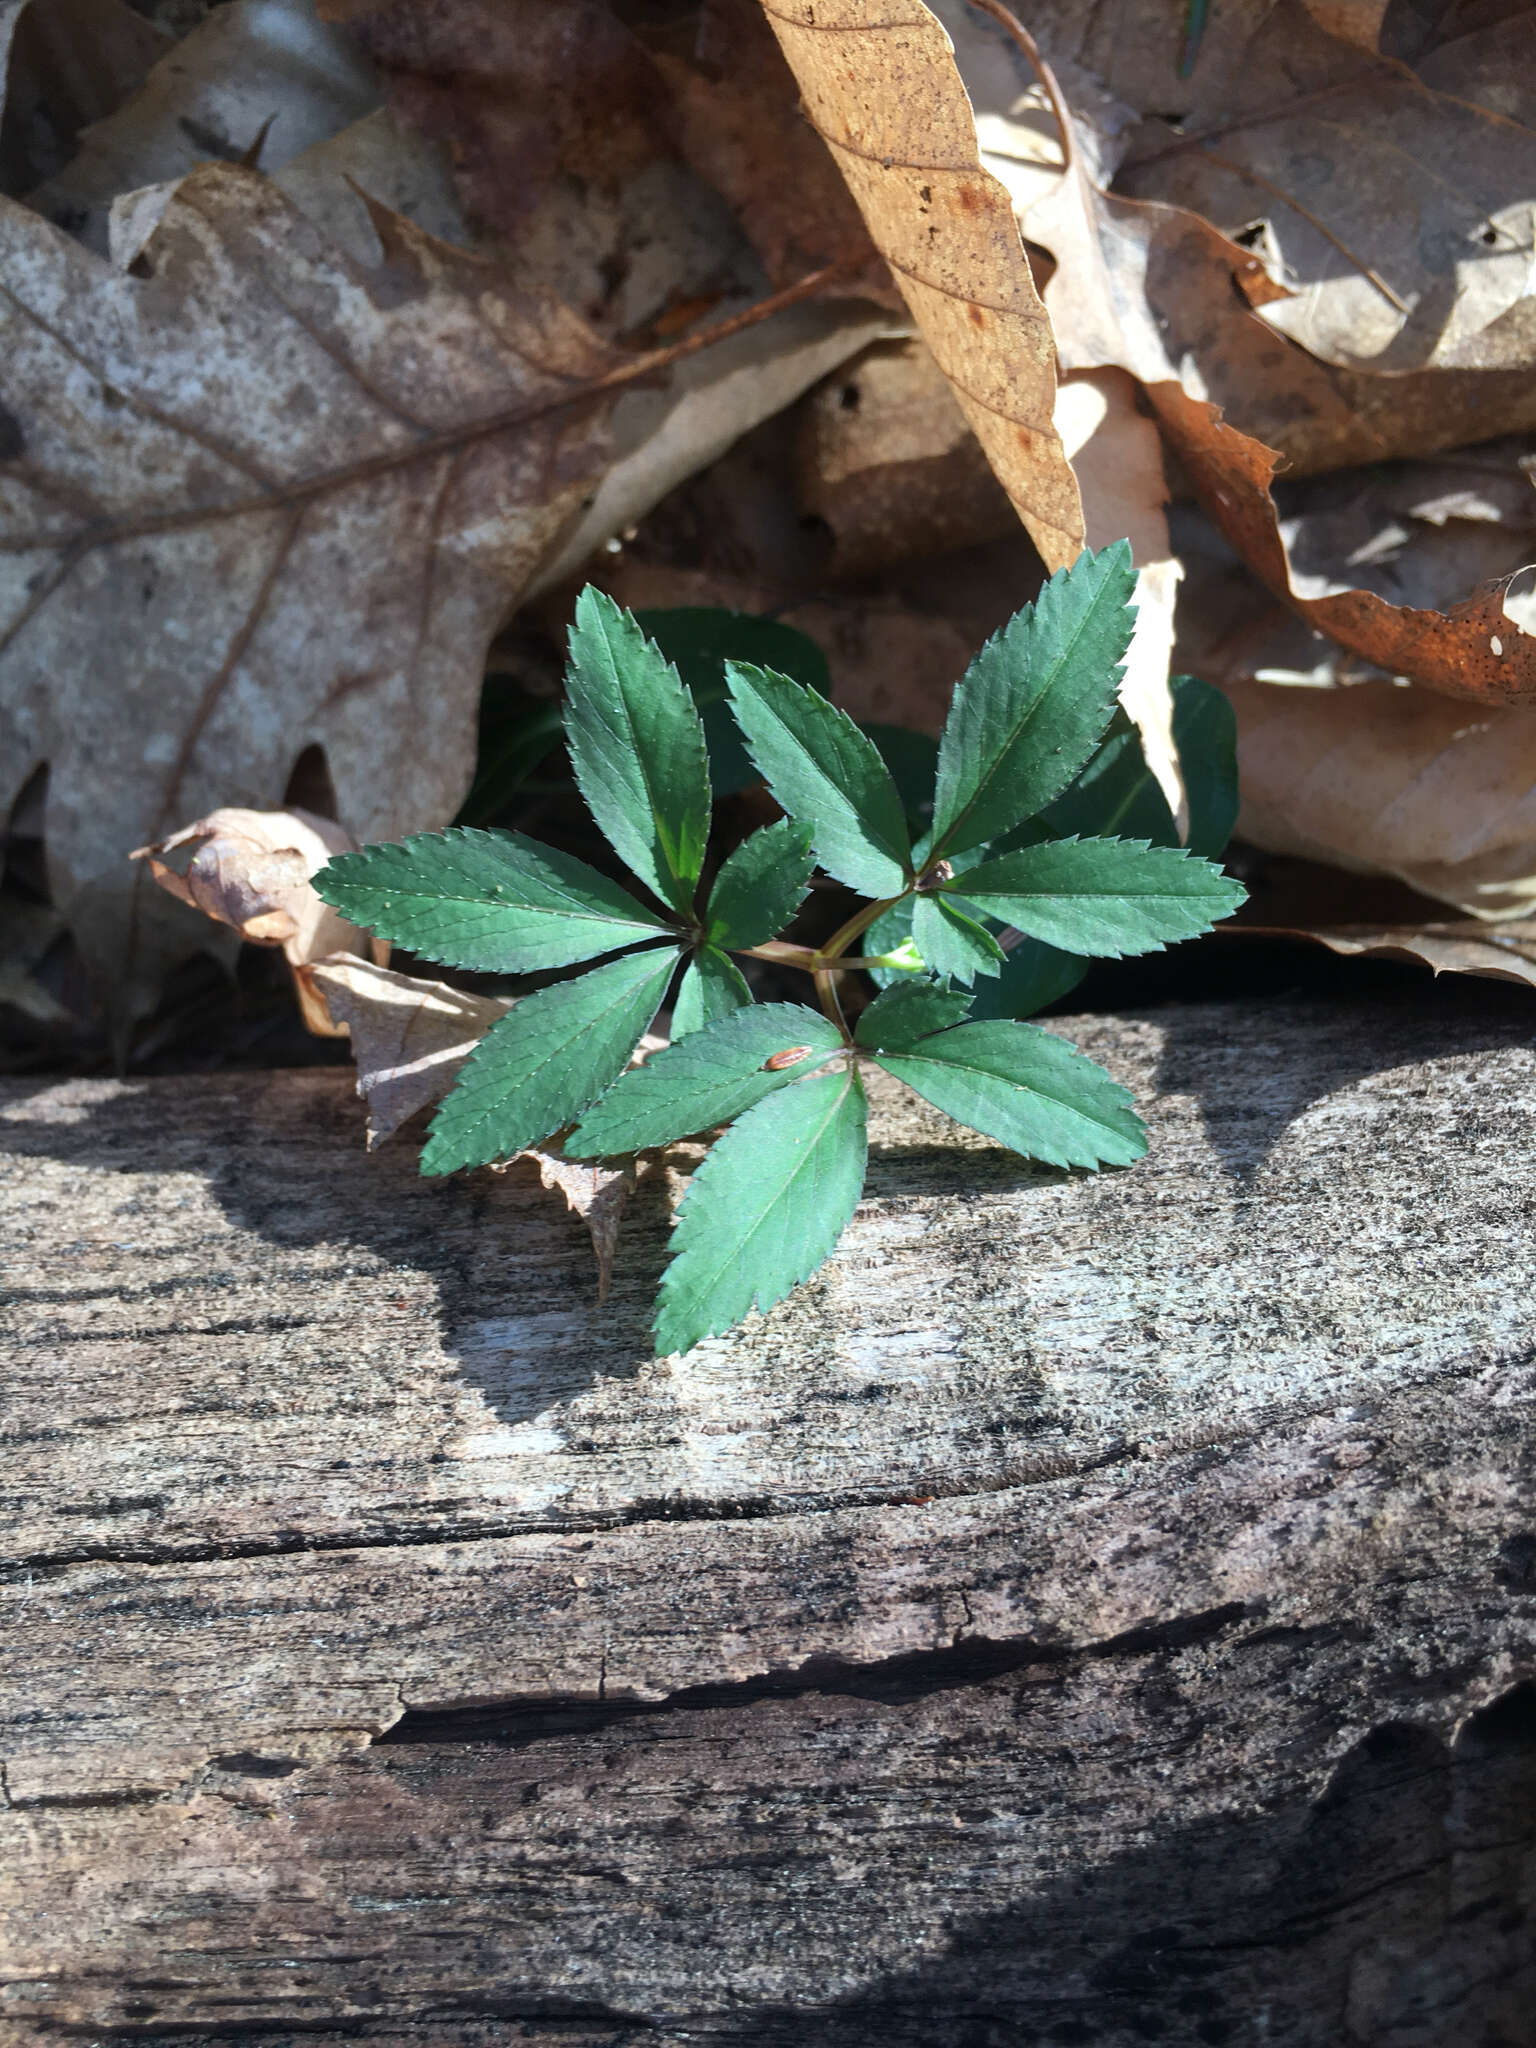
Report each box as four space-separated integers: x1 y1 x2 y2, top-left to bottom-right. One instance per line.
964 6 1536 707
638 0 898 306
1108 0 1536 375
757 0 1085 572
1224 675 1536 922
957 0 1536 468
134 805 385 1035
24 0 379 254
0 164 625 1024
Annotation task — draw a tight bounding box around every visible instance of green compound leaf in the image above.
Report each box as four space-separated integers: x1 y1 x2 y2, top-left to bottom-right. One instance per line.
854 979 971 1051
569 1001 843 1158
317 827 673 974
912 892 1004 986
1171 674 1240 860
967 938 1088 1021
635 608 832 797
564 588 712 915
671 946 752 1039
876 1021 1146 1170
928 542 1137 862
945 837 1247 958
706 816 816 951
654 1066 867 1356
725 661 911 897
422 945 680 1175
1036 705 1178 849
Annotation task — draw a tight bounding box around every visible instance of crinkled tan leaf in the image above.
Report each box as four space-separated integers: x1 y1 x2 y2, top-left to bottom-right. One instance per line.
757 0 1084 572
1225 676 1536 921
972 0 1536 377
1112 3 1536 375
134 806 385 1035
641 0 900 307
26 0 379 255
304 955 511 1142
311 952 642 1296
1155 381 1536 706
1280 920 1536 991
1181 450 1536 919
957 5 1536 709
969 34 1536 478
513 1146 636 1305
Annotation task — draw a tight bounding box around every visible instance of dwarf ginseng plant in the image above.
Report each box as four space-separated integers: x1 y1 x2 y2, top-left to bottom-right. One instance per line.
318 543 1245 1354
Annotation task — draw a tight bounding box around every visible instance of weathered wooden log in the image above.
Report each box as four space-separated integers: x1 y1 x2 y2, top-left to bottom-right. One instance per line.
1 1000 1533 2045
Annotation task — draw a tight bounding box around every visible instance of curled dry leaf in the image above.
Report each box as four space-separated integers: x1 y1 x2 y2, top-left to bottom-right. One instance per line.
1113 2 1536 376
323 0 895 318
303 954 510 1142
134 807 384 1035
1154 384 1536 707
954 2 1536 709
1229 851 1536 992
757 0 1084 572
306 954 649 1297
637 0 900 307
1224 676 1536 922
1282 921 1536 993
25 0 379 254
512 1147 636 1306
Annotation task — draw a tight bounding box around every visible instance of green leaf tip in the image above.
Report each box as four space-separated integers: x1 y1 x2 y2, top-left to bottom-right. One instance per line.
725 660 911 897
705 816 815 951
928 543 1137 863
653 1066 867 1356
564 587 712 916
948 836 1247 959
876 1020 1146 1172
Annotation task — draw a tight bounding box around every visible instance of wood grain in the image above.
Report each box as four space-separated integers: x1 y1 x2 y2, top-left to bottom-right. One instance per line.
2 1001 1533 2042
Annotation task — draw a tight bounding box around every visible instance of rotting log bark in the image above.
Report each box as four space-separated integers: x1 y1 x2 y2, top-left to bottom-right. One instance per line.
1 1000 1533 2046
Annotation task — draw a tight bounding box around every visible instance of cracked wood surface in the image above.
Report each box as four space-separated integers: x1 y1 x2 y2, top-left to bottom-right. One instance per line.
2 999 1534 2044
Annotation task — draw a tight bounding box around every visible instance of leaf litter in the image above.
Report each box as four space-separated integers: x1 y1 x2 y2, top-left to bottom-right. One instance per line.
3 0 1536 1303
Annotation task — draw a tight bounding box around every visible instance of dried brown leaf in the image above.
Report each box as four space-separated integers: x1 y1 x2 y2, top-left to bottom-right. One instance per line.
957 5 1536 708
304 954 510 1143
0 161 780 1024
134 806 385 1034
1110 1 1536 375
1282 920 1536 990
757 0 1084 571
25 0 378 253
310 953 643 1295
514 1146 635 1305
793 337 1015 575
1224 675 1536 921
641 0 898 307
1155 382 1536 705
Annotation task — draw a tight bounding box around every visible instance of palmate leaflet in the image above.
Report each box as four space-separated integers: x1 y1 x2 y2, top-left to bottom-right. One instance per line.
319 546 1246 1352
